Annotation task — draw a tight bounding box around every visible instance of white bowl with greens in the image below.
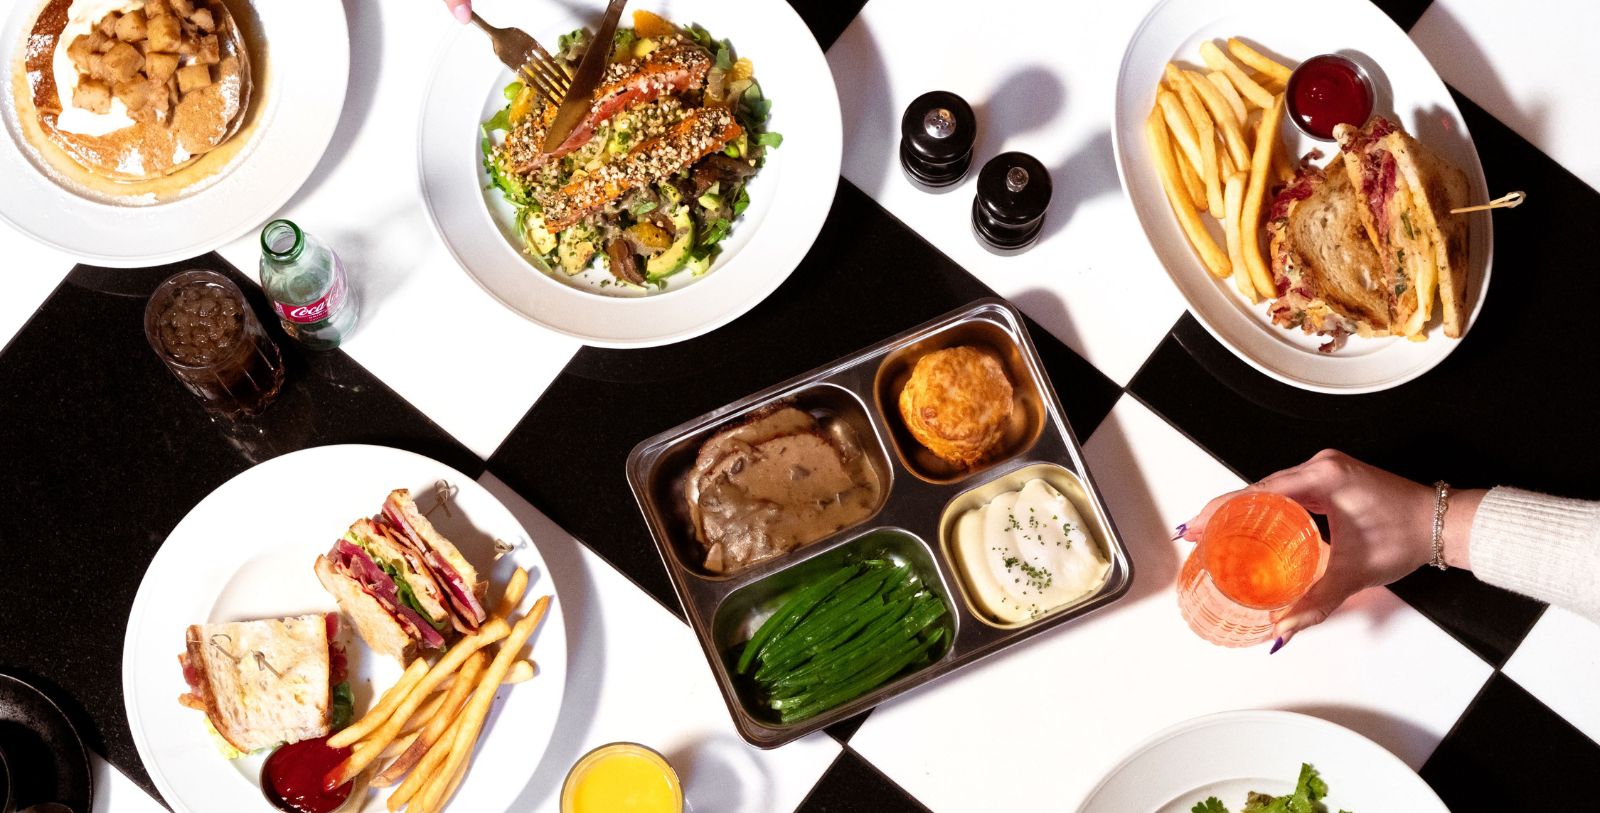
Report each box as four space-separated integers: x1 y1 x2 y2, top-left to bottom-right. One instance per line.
418 0 840 347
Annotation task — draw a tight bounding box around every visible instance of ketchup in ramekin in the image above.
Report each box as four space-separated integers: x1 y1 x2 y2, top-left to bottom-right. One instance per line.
262 736 353 813
1286 54 1374 140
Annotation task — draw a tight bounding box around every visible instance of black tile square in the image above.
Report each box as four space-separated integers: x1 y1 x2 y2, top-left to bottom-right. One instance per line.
1422 672 1600 809
488 180 1121 613
1128 87 1600 665
0 256 480 796
799 747 930 813
1369 0 1435 30
786 0 870 50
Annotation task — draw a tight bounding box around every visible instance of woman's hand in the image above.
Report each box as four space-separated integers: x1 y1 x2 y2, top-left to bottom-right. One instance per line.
444 0 471 24
1182 449 1482 650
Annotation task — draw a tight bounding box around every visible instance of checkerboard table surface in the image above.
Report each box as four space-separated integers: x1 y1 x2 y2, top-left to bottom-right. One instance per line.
3 0 1597 810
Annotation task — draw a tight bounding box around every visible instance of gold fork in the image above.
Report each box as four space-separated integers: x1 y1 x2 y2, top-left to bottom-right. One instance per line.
468 12 572 105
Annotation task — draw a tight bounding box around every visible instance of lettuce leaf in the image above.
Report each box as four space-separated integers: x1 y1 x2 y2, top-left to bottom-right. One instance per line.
331 682 355 730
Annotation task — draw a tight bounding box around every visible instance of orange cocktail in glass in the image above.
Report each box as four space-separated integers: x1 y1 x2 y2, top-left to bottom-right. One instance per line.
1177 492 1327 647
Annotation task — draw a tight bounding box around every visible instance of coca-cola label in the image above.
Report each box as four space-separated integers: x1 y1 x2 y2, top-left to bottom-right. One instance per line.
273 273 346 325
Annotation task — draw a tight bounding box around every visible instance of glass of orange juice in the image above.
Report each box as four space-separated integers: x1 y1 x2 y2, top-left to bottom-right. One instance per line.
1177 492 1328 647
561 742 683 813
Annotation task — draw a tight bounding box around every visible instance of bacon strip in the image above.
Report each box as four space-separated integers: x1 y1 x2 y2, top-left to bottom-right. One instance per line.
330 540 446 649
378 504 486 631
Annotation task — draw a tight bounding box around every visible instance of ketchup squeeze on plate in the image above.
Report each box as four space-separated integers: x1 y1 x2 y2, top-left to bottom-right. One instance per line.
1286 55 1374 140
263 736 353 813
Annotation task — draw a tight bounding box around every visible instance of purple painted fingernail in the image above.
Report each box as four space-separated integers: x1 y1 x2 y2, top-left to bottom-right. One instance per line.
1170 523 1188 541
1269 637 1285 655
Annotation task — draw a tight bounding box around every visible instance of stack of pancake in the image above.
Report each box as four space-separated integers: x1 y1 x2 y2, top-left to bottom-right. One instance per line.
23 0 252 183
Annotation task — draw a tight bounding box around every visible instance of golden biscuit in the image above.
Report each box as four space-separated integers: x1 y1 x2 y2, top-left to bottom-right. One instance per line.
898 345 1014 467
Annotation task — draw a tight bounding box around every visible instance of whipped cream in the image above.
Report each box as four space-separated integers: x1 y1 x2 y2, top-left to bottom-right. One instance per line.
51 0 145 136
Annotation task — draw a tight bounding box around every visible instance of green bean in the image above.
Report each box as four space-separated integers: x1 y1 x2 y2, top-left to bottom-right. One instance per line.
764 595 919 690
735 563 857 674
757 566 904 673
778 628 948 723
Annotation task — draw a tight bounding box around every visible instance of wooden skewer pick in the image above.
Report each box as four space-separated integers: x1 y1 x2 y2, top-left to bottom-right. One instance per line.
1451 190 1524 215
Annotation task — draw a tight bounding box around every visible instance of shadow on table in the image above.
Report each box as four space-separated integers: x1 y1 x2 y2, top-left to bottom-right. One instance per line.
279 0 385 211
1279 703 1438 771
479 476 604 808
1074 398 1182 609
667 733 775 813
1405 3 1548 146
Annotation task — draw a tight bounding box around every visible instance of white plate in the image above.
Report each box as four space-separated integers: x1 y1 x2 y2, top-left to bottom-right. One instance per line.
418 0 841 347
1112 0 1493 393
1078 709 1448 812
122 445 567 813
0 0 348 267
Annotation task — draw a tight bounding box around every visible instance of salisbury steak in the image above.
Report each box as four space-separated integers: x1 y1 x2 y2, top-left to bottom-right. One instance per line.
685 405 882 574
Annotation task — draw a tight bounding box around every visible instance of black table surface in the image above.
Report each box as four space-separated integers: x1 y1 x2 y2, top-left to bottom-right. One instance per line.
2 0 1596 810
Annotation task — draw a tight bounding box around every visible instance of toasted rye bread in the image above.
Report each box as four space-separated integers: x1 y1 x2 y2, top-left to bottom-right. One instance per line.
1386 132 1472 337
1270 168 1392 332
314 555 415 662
181 615 330 755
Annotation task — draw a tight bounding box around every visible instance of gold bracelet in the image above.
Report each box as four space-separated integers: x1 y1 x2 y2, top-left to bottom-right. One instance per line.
1430 481 1451 571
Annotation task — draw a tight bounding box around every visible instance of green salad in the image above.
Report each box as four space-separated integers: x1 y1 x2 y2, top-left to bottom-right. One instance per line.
481 11 780 289
1193 763 1352 813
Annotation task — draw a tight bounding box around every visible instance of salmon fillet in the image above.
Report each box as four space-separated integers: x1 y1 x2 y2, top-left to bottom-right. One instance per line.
536 106 742 231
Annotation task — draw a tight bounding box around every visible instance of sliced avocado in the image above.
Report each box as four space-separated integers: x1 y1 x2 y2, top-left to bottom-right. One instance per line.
524 210 558 256
645 205 695 279
686 252 714 277
659 182 682 209
557 227 597 275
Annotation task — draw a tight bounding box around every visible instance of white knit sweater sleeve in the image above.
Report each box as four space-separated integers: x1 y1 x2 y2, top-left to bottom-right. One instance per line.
1469 486 1600 623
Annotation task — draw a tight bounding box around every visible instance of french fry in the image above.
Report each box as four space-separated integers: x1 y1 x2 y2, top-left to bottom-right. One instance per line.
494 567 529 620
1229 38 1292 85
1175 145 1207 210
326 618 511 785
505 659 536 684
400 692 449 737
421 597 553 813
382 730 421 763
374 652 488 787
1222 172 1255 302
1207 71 1248 126
1166 64 1223 218
1239 96 1284 299
1146 108 1230 278
1186 70 1250 170
1157 91 1203 180
388 710 467 811
333 658 429 748
1201 40 1274 109
1271 136 1294 184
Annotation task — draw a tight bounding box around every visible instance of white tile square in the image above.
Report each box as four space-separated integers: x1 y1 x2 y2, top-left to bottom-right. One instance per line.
1411 0 1600 192
827 0 1189 385
848 397 1492 812
0 237 73 352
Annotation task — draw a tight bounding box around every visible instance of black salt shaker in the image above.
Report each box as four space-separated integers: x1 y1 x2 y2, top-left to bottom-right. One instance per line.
899 91 976 188
971 152 1051 253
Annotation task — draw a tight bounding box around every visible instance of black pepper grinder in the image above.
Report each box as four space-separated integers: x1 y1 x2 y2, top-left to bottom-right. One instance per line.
972 152 1051 253
899 91 976 189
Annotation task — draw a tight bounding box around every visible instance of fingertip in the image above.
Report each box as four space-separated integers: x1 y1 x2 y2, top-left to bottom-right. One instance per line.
452 2 471 23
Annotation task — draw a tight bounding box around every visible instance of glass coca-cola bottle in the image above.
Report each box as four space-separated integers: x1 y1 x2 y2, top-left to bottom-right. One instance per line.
259 219 358 350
